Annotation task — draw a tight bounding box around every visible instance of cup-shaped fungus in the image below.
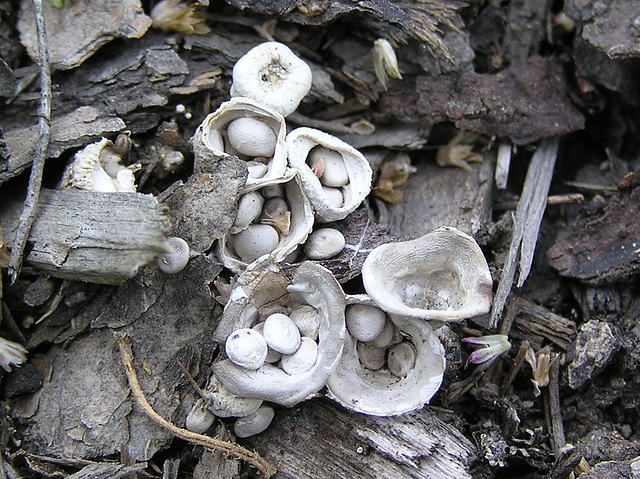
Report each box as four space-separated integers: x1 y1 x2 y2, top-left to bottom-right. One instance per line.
327 295 445 416
219 170 314 273
286 127 373 222
191 97 287 187
361 227 493 321
230 42 312 117
61 136 139 192
212 261 347 407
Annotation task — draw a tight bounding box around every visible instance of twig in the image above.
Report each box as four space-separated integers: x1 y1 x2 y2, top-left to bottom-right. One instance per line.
176 360 210 403
493 193 584 211
544 353 565 455
499 340 529 397
8 0 52 283
114 333 276 478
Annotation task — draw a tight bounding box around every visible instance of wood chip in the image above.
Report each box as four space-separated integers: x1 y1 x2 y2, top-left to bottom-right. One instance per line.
490 137 559 327
0 188 168 285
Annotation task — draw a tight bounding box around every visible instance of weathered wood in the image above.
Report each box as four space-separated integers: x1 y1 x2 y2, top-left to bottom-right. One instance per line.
244 400 476 479
491 137 559 327
0 106 126 184
383 148 494 239
508 297 577 351
66 462 148 479
0 188 168 284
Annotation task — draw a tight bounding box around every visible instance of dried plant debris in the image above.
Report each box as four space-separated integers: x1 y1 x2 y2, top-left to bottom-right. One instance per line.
18 0 152 71
377 56 585 145
0 107 126 184
547 170 640 285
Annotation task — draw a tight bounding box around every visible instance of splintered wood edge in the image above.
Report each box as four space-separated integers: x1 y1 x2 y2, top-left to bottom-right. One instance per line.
1 189 170 285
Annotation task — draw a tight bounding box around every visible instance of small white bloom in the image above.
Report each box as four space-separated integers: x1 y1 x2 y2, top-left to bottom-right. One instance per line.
0 337 27 372
373 38 402 90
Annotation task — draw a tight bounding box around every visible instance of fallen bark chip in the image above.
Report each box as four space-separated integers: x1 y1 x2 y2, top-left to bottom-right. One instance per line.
18 0 152 71
547 173 640 285
377 56 585 145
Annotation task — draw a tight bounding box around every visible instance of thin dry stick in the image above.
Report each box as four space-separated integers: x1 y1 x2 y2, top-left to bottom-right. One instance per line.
8 0 52 283
544 353 565 455
499 340 529 397
114 333 275 478
493 193 584 211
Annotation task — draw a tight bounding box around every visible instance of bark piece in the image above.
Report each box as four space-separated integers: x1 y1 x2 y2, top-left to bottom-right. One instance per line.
565 0 640 59
18 0 152 71
572 36 640 107
10 256 220 462
0 188 168 285
244 400 476 479
0 106 126 184
161 152 246 254
501 0 552 66
547 173 640 285
384 149 494 239
580 457 640 479
377 57 585 145
59 37 189 129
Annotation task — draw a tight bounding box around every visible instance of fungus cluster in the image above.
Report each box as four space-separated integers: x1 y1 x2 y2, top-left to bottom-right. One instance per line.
228 187 292 264
61 135 139 193
192 41 373 277
187 43 494 437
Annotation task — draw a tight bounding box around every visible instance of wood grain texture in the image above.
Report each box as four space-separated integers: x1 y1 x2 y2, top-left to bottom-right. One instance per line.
0 188 168 284
244 400 476 479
